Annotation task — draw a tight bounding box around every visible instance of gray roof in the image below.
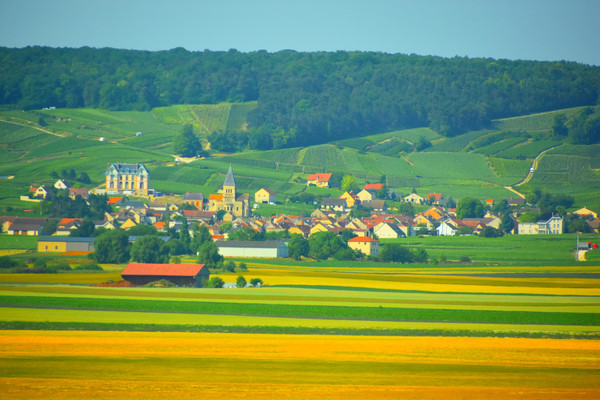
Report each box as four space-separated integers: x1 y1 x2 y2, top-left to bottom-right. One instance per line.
105 163 149 175
322 198 346 207
223 166 236 187
216 240 286 249
38 236 95 243
183 192 204 201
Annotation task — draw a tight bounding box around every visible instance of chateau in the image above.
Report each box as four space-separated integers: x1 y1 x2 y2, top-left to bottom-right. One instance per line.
208 166 250 218
104 163 150 196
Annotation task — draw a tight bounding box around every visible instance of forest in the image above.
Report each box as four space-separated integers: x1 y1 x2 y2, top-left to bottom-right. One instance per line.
1 46 599 148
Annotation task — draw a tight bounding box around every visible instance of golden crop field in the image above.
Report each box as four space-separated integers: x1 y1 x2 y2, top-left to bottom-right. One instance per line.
0 331 598 400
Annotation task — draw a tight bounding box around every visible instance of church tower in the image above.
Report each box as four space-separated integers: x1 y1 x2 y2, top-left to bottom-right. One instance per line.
222 166 236 203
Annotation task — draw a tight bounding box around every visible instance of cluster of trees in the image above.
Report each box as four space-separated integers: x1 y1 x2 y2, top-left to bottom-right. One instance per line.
553 107 600 145
2 47 599 149
41 192 112 221
50 169 91 184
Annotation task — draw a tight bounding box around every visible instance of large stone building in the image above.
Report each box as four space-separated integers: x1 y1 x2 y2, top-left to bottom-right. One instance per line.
104 163 150 196
518 215 563 235
208 166 250 218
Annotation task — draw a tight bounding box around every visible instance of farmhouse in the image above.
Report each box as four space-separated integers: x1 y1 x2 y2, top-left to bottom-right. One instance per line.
347 236 380 256
7 218 49 235
404 193 425 204
255 188 276 204
121 263 209 287
339 191 360 208
208 167 251 218
216 240 288 258
69 188 89 200
306 173 332 188
38 236 95 253
104 163 150 196
54 179 70 190
321 197 346 211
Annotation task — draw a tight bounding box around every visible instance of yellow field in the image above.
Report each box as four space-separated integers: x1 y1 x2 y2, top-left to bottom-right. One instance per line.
0 330 598 400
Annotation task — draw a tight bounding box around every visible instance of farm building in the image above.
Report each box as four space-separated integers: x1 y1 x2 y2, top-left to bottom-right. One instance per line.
38 236 95 253
216 240 288 258
7 218 50 236
121 263 209 287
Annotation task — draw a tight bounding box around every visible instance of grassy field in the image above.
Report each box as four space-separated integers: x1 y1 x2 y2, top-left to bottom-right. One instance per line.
1 234 600 400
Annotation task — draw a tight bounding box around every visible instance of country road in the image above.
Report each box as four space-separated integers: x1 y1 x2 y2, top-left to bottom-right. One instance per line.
503 145 559 198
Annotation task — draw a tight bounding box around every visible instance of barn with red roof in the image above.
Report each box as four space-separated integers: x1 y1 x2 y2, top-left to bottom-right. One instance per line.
121 263 210 287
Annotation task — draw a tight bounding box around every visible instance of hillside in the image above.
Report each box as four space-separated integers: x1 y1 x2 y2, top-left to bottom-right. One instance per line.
1 104 599 214
1 46 599 149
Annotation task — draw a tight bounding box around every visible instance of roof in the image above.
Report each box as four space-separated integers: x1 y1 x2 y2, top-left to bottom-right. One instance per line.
257 188 276 195
426 193 443 201
209 194 223 201
122 263 207 277
38 236 95 243
348 236 379 243
216 240 286 248
322 198 346 206
107 196 123 204
307 173 332 182
105 163 149 175
223 166 236 187
364 183 383 190
183 192 204 201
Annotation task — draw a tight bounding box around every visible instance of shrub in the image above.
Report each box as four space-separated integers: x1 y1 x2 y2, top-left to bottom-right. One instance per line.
249 278 263 287
205 276 224 288
74 263 103 271
236 276 247 288
0 256 19 269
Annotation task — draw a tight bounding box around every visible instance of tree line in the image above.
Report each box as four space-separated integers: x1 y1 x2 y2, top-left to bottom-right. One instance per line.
2 46 600 148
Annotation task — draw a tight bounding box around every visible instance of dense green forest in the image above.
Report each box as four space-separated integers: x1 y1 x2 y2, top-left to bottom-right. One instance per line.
1 46 599 148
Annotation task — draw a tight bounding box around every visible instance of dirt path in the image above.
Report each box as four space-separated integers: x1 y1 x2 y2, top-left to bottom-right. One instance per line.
0 117 67 137
515 146 559 187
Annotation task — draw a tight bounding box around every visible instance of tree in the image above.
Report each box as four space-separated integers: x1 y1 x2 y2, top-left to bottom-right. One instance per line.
341 175 359 192
568 218 591 233
456 198 485 219
519 211 540 223
179 218 191 251
205 276 224 288
93 229 130 263
197 241 223 269
78 172 91 184
379 243 413 263
69 217 95 237
288 234 309 260
501 213 515 234
43 219 58 236
396 202 415 217
172 124 201 157
552 114 568 138
249 278 263 287
164 238 188 256
126 224 158 237
190 224 211 254
130 236 169 263
308 231 347 260
236 276 247 288
480 226 503 238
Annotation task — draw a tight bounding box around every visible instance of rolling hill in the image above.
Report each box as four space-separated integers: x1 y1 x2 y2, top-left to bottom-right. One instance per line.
0 104 598 214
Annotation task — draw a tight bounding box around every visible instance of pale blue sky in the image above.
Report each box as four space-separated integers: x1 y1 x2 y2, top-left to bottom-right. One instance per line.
1 0 598 65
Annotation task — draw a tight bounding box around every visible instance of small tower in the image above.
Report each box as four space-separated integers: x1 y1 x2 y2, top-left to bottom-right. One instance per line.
223 166 236 203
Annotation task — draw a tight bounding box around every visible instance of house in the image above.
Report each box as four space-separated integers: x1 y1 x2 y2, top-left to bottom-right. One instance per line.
436 220 459 236
69 188 89 200
33 186 50 199
348 236 380 256
518 215 563 235
404 193 425 204
37 236 95 253
54 179 70 190
361 200 387 212
7 218 49 235
506 197 525 207
107 196 125 206
373 222 405 239
426 193 445 206
364 183 383 191
288 224 311 238
485 199 495 207
321 198 346 212
339 191 360 208
208 167 251 218
0 216 17 233
104 163 150 195
574 207 598 219
357 189 375 202
182 192 204 210
423 206 445 221
121 263 209 288
55 218 83 236
216 240 289 258
255 188 276 204
306 173 332 188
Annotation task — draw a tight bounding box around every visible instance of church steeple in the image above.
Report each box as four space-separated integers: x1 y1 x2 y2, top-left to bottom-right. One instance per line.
223 166 236 202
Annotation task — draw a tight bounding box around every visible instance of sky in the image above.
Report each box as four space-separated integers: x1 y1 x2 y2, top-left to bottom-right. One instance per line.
0 0 598 65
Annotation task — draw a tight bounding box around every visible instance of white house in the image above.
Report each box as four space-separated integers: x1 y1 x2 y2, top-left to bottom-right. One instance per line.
518 215 563 235
436 220 459 236
373 222 405 239
404 193 425 204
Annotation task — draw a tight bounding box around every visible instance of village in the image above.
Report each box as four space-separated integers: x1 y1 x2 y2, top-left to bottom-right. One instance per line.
2 162 599 264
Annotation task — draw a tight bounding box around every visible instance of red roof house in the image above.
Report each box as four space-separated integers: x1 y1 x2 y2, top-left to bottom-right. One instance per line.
364 183 383 191
307 173 332 188
121 263 210 287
